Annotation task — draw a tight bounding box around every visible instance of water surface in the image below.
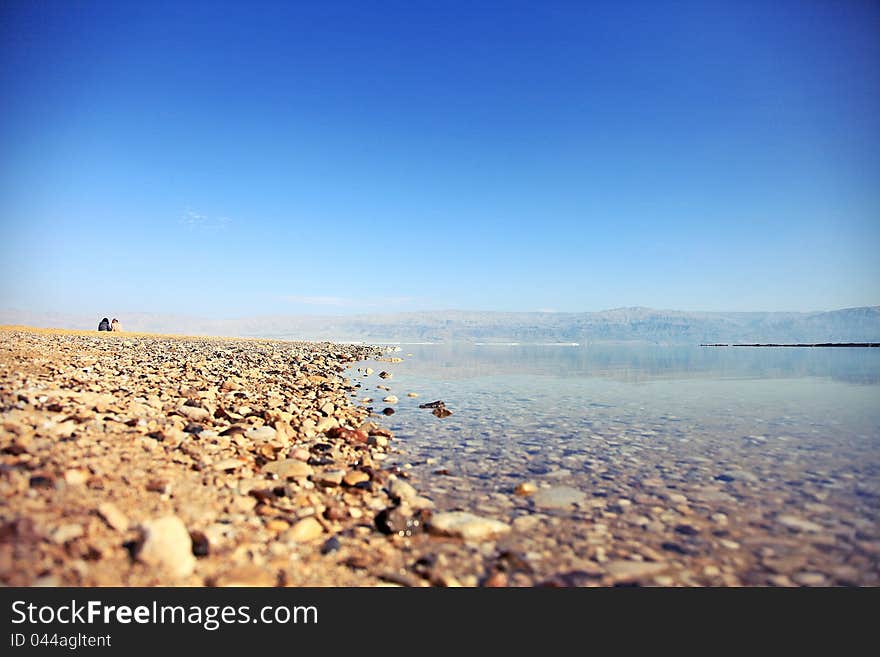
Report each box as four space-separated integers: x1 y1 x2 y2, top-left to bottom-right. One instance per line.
350 344 880 584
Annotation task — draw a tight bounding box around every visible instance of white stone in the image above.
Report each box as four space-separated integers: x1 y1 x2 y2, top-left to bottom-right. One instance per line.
428 512 510 541
137 516 195 578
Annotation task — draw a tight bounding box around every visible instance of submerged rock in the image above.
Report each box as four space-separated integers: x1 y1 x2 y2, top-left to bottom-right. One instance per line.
427 512 510 541
532 486 585 509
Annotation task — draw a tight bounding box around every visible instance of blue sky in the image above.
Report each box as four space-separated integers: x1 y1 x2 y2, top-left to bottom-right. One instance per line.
1 0 878 317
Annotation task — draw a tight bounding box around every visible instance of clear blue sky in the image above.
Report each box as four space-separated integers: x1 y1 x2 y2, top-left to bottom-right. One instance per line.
1 0 878 317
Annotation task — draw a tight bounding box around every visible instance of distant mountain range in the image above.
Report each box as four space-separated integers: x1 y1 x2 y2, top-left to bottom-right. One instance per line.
2 306 879 344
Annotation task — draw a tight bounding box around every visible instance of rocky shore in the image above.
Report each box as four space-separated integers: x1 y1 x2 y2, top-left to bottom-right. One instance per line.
2 327 877 587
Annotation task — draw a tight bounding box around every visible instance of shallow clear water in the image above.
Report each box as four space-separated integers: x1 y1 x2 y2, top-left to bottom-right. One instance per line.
353 345 880 510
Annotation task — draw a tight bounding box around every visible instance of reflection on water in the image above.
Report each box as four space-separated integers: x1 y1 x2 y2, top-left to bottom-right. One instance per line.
376 344 880 385
348 344 880 584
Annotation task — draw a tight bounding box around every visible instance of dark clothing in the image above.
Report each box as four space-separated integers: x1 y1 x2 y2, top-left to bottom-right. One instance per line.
98 319 111 331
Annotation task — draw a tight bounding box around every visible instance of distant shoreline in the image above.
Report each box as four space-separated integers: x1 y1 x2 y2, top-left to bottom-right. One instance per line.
701 343 880 348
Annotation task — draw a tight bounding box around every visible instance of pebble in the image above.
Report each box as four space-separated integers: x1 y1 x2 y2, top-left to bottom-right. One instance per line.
515 482 538 496
213 458 242 472
63 469 89 486
286 517 324 542
389 478 418 503
427 512 510 541
263 459 313 479
315 470 345 487
97 503 130 531
245 425 277 442
178 405 210 422
383 395 398 404
532 486 585 509
793 572 827 586
343 470 370 486
605 560 669 583
407 392 419 398
146 479 171 494
137 516 196 578
51 523 84 544
777 515 823 533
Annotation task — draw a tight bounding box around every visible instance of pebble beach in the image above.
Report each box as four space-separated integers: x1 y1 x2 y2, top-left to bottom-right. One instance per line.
1 327 878 587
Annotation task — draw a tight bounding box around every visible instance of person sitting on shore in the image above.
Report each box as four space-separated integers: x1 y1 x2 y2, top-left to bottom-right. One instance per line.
98 317 111 331
111 318 121 332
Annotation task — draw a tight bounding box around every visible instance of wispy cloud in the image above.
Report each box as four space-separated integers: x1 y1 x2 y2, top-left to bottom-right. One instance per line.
180 210 231 230
283 295 415 308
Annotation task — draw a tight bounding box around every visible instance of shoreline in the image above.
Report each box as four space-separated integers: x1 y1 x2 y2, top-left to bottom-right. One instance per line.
3 326 877 587
0 326 433 585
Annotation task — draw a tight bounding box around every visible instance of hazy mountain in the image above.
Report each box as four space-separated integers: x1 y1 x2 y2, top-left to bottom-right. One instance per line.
2 306 878 344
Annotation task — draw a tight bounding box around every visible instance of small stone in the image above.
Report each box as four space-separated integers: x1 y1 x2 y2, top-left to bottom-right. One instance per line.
428 512 510 541
213 458 242 472
432 407 452 418
286 517 324 542
232 496 257 512
320 536 341 555
320 402 335 415
375 506 424 537
793 572 828 587
381 407 395 415
778 515 823 533
605 560 668 584
484 571 508 587
265 519 290 532
245 425 277 442
343 470 370 486
515 482 537 496
51 523 84 544
364 368 374 375
315 416 338 433
97 502 130 531
291 447 310 461
189 531 210 557
146 479 171 494
512 515 542 532
368 435 389 448
389 478 417 503
532 486 585 509
315 469 345 487
64 469 89 486
383 395 398 404
407 392 419 398
378 371 392 379
178 405 210 422
263 459 313 479
137 516 196 579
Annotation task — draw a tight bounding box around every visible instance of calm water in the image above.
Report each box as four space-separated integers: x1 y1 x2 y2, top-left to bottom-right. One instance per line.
352 345 880 510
